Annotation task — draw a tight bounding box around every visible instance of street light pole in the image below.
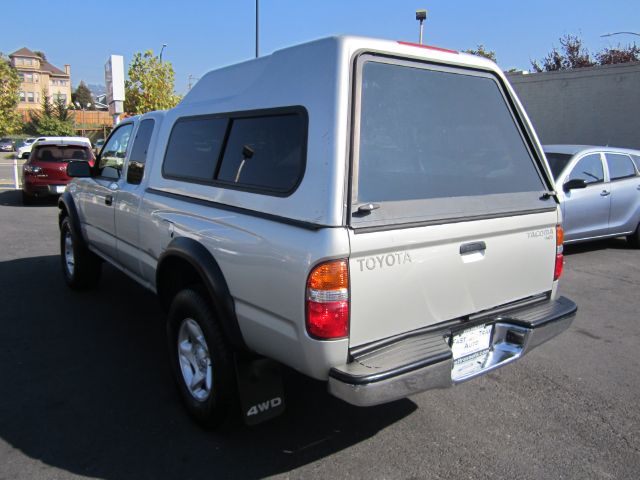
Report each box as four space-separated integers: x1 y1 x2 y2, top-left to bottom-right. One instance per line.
188 74 200 90
601 31 640 38
416 10 427 45
255 0 259 58
160 43 167 63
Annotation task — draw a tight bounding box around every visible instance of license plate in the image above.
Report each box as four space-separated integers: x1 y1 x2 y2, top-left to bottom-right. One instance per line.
56 185 66 193
451 324 493 380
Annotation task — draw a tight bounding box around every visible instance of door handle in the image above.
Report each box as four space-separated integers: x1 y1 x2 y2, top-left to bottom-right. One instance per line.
105 194 113 206
460 241 486 255
600 190 610 197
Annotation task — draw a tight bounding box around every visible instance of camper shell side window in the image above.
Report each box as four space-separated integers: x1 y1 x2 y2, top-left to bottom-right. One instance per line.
161 106 308 197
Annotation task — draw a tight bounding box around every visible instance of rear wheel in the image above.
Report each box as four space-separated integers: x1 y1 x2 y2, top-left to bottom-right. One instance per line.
627 224 640 248
60 216 102 289
167 287 238 428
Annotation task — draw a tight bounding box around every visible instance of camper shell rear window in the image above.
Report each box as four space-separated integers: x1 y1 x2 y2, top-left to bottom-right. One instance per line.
350 55 551 230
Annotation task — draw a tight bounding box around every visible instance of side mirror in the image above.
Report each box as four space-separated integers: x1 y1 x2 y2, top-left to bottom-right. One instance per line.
126 161 144 184
563 178 588 192
67 161 92 178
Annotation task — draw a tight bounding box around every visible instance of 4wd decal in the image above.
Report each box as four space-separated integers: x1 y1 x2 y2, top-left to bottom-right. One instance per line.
246 397 283 417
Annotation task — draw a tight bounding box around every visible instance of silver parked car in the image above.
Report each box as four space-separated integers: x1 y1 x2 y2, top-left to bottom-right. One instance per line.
544 145 640 246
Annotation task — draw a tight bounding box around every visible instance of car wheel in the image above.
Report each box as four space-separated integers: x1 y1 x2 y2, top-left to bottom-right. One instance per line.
167 287 238 428
21 191 34 205
60 216 102 289
627 224 640 248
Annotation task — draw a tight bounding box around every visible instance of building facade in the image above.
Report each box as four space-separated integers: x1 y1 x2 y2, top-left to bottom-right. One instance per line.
8 47 72 115
507 62 640 150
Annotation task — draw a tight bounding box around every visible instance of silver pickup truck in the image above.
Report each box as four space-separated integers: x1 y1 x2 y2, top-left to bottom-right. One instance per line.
58 36 576 427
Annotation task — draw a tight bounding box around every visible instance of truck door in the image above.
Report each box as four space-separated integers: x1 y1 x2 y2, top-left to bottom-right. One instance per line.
561 153 610 241
114 119 156 277
81 123 134 262
604 152 640 236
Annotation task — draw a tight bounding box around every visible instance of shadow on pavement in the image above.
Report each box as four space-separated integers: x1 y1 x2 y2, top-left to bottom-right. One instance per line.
0 189 58 207
0 255 415 479
563 237 631 255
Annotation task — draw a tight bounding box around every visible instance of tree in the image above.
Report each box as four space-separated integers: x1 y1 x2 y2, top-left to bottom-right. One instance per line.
596 44 640 65
463 44 497 63
25 90 74 136
124 50 181 114
33 51 47 61
72 81 94 109
532 35 640 72
0 53 22 135
532 34 595 72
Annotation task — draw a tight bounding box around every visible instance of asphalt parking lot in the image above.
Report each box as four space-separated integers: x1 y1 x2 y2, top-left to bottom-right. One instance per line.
0 190 638 480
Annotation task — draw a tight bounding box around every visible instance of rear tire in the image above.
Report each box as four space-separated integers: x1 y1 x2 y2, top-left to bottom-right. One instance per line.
627 224 640 248
60 216 102 289
167 287 238 428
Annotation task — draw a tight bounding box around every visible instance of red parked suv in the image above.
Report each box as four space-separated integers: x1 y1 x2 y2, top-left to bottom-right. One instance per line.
22 138 95 204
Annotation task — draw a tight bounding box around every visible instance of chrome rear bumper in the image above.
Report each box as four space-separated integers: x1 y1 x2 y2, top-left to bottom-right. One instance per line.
328 296 576 407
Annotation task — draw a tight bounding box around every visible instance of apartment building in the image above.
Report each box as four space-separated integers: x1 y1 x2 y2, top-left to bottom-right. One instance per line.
8 47 72 114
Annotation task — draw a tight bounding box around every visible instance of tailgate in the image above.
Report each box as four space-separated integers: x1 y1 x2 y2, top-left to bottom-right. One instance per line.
346 54 559 347
348 211 558 347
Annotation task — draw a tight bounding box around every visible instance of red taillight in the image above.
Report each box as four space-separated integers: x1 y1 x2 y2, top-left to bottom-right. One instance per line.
306 259 349 339
554 225 564 281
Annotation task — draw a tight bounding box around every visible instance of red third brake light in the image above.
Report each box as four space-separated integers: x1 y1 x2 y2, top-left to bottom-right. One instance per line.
397 41 459 54
306 259 349 339
554 225 564 281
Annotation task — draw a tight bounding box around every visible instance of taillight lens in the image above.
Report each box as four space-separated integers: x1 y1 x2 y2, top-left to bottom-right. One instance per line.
306 259 349 339
554 225 564 281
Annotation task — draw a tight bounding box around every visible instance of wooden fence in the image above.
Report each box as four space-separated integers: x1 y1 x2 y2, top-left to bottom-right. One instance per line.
19 109 114 139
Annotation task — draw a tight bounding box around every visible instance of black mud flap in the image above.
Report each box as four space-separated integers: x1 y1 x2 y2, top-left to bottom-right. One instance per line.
236 357 285 426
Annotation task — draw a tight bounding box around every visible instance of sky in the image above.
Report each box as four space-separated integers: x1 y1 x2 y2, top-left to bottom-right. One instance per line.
3 0 639 95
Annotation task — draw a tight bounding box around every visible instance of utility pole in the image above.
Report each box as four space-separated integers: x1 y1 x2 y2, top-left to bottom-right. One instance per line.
160 43 167 63
255 0 259 58
416 9 427 44
188 75 200 90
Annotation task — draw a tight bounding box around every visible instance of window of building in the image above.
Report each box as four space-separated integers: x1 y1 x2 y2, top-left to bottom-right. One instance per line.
34 74 39 83
24 73 33 83
26 92 35 103
19 92 25 103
